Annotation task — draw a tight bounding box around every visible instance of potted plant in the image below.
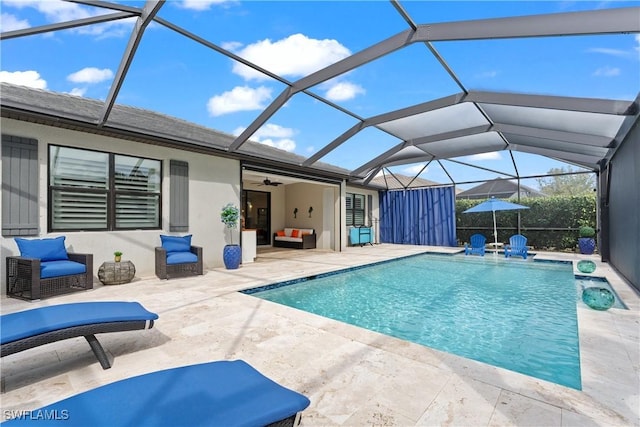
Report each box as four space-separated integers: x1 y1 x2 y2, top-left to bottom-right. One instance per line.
114 251 123 262
220 203 241 269
578 226 596 255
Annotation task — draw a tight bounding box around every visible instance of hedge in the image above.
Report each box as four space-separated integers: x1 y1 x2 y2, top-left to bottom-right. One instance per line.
456 195 596 251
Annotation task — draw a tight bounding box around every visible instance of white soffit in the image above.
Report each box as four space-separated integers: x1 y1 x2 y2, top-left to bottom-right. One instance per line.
378 102 488 140
417 132 505 158
480 103 626 138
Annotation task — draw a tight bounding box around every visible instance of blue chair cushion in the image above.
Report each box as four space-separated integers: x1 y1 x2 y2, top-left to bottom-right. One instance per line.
2 360 310 427
166 251 198 265
15 236 69 262
160 235 192 253
40 260 86 279
1 302 159 345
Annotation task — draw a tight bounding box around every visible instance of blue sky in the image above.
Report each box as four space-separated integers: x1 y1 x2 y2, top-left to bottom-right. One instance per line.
1 1 639 189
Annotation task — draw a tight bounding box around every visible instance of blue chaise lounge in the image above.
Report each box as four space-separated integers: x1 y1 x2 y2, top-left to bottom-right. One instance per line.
3 360 311 427
6 236 93 300
1 301 158 370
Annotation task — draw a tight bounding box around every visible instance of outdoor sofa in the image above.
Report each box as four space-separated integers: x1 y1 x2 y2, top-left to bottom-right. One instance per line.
273 228 316 249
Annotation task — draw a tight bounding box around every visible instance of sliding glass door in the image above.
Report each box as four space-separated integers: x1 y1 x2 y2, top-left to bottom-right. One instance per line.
242 190 271 245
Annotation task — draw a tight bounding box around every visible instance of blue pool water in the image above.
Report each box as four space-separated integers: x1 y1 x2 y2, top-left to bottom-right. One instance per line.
244 254 583 390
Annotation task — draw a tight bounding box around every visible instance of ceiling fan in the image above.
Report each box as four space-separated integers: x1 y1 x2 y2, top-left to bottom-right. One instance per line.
259 177 283 186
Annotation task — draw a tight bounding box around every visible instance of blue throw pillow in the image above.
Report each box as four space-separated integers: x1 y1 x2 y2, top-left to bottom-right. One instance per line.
160 235 192 253
15 236 69 262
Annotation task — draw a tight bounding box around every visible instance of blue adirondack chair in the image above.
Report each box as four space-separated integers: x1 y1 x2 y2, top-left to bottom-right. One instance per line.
505 234 528 259
464 234 486 256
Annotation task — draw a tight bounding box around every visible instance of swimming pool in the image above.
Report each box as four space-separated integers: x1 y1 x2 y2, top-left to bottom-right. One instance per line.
243 253 583 390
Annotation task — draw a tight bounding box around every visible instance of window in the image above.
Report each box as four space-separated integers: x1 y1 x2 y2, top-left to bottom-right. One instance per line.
49 145 161 231
346 193 365 226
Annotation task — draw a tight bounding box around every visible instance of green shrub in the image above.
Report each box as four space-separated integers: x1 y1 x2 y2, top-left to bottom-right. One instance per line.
456 195 596 250
579 226 595 238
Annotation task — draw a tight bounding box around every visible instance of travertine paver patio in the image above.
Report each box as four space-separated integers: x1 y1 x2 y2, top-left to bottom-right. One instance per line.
1 244 638 426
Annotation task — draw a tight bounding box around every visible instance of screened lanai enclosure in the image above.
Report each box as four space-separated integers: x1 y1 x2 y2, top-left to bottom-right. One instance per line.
1 1 639 290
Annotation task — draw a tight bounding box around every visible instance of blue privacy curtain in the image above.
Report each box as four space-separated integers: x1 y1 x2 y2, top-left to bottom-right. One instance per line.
379 187 457 246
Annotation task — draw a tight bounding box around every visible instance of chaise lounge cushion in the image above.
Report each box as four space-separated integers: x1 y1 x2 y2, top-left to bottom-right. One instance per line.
1 301 158 345
160 234 192 253
40 260 87 279
2 360 310 427
15 236 69 262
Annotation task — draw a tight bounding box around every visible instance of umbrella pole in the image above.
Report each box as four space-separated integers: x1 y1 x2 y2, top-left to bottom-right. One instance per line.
493 210 498 252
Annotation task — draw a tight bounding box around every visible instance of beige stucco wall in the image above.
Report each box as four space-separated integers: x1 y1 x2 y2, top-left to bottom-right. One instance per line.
283 182 338 250
1 118 240 292
242 180 339 250
344 185 380 248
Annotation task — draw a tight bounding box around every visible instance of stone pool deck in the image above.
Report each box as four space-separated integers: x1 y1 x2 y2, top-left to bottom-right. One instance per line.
1 244 638 426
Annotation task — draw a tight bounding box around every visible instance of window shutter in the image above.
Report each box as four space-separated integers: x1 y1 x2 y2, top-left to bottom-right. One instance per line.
2 135 38 236
170 160 189 232
367 194 373 226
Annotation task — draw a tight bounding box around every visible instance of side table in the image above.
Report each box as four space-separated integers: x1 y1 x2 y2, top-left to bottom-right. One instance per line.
98 260 136 285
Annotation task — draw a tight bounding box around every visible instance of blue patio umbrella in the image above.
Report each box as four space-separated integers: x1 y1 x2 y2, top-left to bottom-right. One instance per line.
463 197 529 248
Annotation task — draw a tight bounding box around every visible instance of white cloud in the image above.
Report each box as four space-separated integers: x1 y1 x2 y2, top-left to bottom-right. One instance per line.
207 85 272 116
233 123 297 152
403 164 429 175
2 0 134 38
467 152 502 161
1 12 29 31
221 41 243 51
256 138 296 152
593 66 620 77
179 0 231 11
68 87 87 97
253 123 295 140
230 33 351 81
587 47 628 57
325 81 365 102
67 67 113 84
477 70 498 78
0 70 47 89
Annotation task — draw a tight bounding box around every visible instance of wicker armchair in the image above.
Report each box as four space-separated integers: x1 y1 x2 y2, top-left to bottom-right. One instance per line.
155 245 203 279
6 253 93 300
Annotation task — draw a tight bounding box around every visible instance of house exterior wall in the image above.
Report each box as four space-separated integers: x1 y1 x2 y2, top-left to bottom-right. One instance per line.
1 118 240 292
608 117 639 291
241 181 287 246
344 185 380 248
283 182 338 250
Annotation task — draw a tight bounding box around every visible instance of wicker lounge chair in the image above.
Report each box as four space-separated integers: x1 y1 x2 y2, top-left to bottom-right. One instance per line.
505 234 529 259
155 234 203 279
464 234 486 256
1 301 158 370
6 236 93 300
2 360 311 426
